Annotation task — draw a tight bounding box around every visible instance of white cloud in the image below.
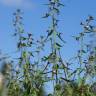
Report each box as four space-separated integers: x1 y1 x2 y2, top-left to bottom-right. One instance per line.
0 0 33 9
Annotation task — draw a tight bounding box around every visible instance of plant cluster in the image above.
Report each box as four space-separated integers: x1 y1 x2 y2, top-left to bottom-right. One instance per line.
0 0 96 96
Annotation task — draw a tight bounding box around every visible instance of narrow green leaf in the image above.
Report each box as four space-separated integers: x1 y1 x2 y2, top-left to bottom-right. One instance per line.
56 43 62 47
42 13 50 18
57 33 66 43
47 29 53 38
58 3 64 7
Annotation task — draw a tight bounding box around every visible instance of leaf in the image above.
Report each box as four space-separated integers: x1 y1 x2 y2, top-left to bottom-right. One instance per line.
21 43 26 47
56 43 62 47
58 3 65 7
53 8 60 14
22 51 27 58
28 52 34 57
42 13 50 18
48 94 53 96
57 33 66 43
42 56 49 61
43 3 50 6
53 64 59 70
89 55 94 61
28 33 32 37
95 47 96 50
17 42 21 48
17 9 21 13
89 15 94 20
13 33 17 36
21 37 27 40
81 50 86 53
68 70 78 78
73 36 80 41
61 77 72 82
55 84 61 90
47 29 53 38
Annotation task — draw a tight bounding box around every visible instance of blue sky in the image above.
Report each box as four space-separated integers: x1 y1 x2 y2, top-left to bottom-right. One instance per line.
0 0 96 57
0 0 96 93
0 0 96 58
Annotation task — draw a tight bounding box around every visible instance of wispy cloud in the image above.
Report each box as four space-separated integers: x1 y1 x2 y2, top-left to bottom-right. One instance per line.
0 0 34 9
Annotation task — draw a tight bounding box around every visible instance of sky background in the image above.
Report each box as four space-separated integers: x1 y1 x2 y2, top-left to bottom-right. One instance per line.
0 0 96 57
0 0 96 93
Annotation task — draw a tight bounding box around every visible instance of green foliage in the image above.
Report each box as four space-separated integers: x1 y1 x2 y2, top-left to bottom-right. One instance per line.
0 0 96 96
